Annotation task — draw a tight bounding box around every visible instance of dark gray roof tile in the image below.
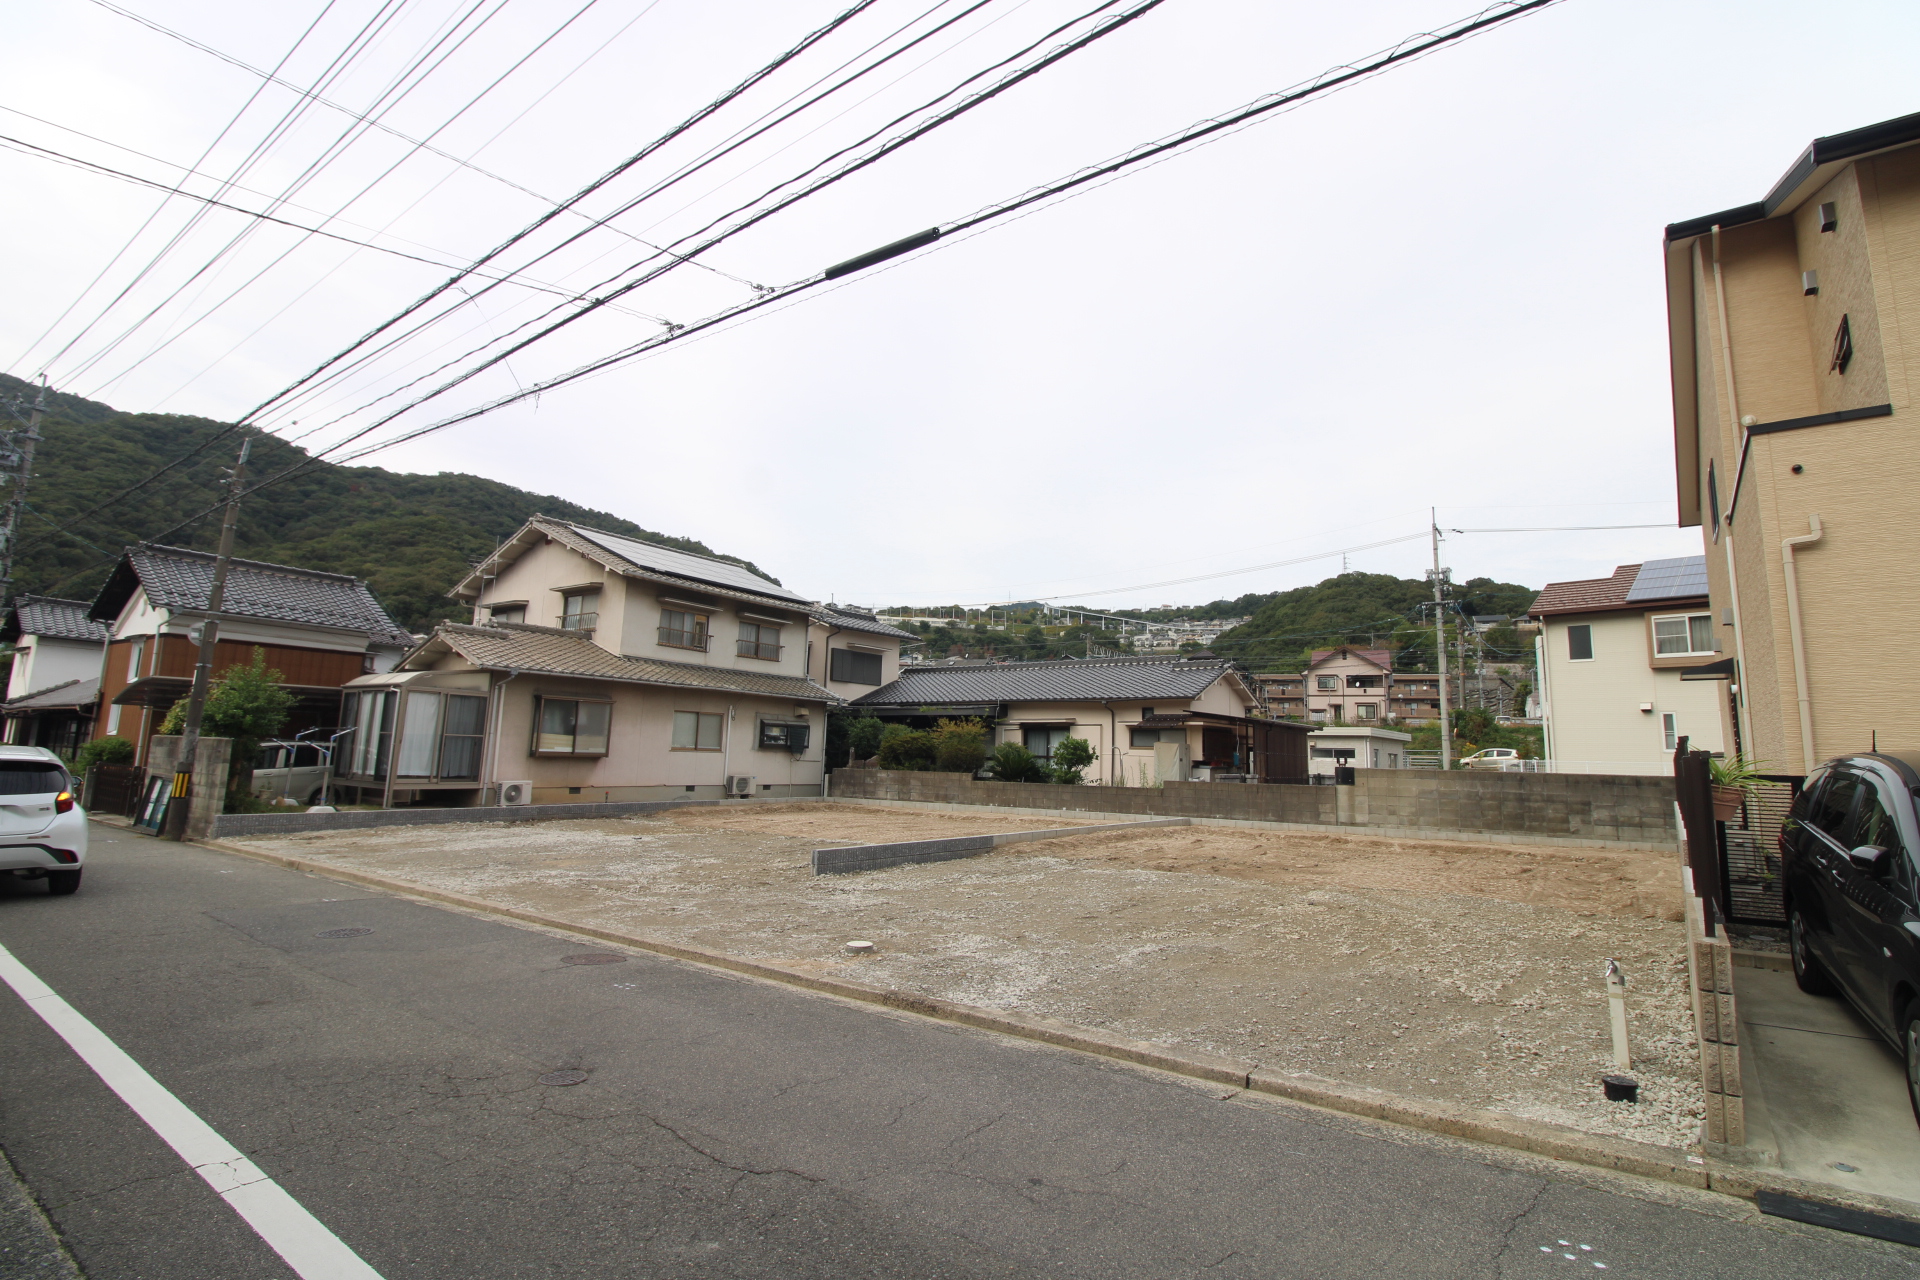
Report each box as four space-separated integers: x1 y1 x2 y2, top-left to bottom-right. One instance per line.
853 656 1243 707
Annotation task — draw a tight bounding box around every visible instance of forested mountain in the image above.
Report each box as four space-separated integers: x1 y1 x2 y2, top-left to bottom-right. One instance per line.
0 375 773 632
1206 571 1539 670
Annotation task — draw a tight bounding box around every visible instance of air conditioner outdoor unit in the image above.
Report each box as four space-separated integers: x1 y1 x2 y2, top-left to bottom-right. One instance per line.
725 775 755 797
498 780 534 806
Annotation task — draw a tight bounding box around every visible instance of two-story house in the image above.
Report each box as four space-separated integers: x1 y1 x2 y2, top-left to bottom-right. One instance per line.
808 604 915 701
331 517 845 806
87 544 414 765
1303 647 1394 724
1664 109 1920 771
1530 556 1727 774
0 596 110 757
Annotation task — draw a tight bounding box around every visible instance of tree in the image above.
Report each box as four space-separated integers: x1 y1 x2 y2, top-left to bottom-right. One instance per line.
1049 736 1097 784
876 727 936 771
159 648 293 803
844 715 886 763
985 742 1049 783
930 718 989 774
75 736 135 772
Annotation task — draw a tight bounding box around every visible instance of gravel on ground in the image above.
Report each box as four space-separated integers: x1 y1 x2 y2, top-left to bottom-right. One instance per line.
237 802 1701 1148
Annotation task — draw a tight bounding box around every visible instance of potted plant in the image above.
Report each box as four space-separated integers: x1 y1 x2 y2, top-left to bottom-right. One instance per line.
1708 754 1766 822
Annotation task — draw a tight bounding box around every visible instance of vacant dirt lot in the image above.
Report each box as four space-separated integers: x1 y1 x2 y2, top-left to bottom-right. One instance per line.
237 802 1700 1147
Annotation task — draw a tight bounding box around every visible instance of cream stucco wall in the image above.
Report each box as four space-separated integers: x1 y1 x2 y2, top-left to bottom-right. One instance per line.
1538 612 1725 770
476 537 811 682
7 636 104 700
990 677 1252 786
807 620 902 701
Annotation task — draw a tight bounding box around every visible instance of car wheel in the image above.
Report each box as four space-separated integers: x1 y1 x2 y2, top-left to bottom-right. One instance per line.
1789 906 1836 995
46 869 81 896
307 788 324 806
1905 1008 1920 1130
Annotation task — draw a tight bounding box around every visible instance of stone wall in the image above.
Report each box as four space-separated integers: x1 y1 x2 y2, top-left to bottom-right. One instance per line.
827 768 1678 847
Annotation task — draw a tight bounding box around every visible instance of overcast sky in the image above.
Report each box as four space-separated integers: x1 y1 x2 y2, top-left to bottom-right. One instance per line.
5 0 1916 613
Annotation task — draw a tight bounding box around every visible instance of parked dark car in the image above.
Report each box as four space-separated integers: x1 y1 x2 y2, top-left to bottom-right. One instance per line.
1780 750 1920 1122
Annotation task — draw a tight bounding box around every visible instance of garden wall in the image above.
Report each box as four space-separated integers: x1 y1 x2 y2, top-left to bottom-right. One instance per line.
828 768 1678 848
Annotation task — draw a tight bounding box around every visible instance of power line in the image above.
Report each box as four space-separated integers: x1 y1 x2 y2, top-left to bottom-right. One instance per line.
1448 523 1674 532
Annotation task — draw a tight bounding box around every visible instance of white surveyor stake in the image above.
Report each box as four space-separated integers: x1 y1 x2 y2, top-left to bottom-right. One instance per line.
1605 958 1631 1071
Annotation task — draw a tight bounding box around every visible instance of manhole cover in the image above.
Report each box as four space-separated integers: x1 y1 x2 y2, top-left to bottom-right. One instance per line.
538 1069 589 1086
561 953 627 965
316 927 374 938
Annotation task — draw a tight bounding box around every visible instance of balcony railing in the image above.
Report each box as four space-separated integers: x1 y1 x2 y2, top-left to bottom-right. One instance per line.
658 626 710 651
736 639 782 660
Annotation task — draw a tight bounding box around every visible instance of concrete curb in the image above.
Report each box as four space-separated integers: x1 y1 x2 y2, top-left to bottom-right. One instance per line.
812 818 1190 874
191 834 1920 1225
208 795 830 839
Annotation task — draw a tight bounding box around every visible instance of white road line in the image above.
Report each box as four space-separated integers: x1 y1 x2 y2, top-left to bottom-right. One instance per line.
0 942 385 1279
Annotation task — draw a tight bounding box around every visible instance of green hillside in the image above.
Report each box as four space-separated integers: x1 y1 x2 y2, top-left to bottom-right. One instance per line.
1207 571 1538 670
0 374 774 632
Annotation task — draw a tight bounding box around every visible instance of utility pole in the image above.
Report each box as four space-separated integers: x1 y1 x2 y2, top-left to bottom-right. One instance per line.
162 434 252 841
1429 510 1451 770
0 377 48 603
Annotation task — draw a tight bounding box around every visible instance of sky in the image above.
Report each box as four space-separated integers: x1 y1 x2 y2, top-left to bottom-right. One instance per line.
4 0 1917 614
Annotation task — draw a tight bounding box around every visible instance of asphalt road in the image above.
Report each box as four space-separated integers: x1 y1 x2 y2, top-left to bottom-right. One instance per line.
0 822 1914 1280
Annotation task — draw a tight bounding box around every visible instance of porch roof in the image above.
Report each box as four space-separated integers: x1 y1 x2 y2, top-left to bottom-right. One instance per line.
1 677 99 714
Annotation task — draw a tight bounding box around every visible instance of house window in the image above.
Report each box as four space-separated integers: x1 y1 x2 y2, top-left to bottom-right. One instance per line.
1316 675 1339 691
1022 726 1070 761
828 648 882 685
560 591 599 635
1567 624 1594 661
534 697 610 756
1652 613 1714 656
1662 712 1678 752
490 605 526 624
126 638 146 680
758 721 810 751
1131 726 1181 748
1356 703 1378 720
671 710 722 751
1707 461 1721 542
737 622 781 661
659 608 709 651
106 705 122 735
1347 676 1382 689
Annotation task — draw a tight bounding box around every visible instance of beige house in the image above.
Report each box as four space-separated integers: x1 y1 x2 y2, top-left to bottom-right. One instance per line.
1256 648 1449 726
1530 557 1727 774
333 517 847 805
850 655 1308 784
1664 109 1920 771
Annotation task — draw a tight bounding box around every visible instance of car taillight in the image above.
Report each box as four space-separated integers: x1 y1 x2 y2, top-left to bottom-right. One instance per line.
54 791 73 814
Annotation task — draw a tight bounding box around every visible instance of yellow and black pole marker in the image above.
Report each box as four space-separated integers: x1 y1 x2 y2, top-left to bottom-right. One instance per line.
161 434 251 841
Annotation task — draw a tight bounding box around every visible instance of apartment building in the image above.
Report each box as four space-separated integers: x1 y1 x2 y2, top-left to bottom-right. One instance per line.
1664 109 1920 770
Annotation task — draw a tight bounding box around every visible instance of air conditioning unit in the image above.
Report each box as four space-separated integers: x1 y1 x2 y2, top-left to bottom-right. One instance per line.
498 780 534 806
725 775 755 797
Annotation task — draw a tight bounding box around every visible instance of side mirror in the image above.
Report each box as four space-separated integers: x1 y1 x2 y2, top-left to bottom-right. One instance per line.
1848 845 1892 874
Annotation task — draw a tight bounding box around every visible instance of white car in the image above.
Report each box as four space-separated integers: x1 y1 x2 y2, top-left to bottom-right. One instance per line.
250 740 332 806
0 745 87 895
1459 748 1523 772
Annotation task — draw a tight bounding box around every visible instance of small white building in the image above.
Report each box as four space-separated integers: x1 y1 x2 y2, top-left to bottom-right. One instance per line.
1306 725 1412 775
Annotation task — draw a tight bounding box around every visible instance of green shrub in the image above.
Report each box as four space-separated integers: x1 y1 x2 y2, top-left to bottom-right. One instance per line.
930 718 989 774
1048 736 1097 785
986 742 1048 783
876 728 936 771
76 736 136 771
846 715 886 762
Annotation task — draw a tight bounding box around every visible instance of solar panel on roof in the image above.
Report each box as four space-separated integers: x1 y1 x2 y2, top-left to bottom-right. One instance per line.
1624 555 1709 603
566 526 810 603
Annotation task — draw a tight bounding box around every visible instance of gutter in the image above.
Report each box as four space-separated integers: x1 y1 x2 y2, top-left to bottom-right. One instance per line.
1781 516 1824 771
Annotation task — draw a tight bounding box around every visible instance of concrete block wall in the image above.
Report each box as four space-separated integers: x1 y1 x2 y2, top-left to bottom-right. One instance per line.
827 768 1677 846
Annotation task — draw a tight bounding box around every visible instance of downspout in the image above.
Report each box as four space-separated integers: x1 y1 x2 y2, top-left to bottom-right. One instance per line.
1781 516 1824 771
1708 229 1753 754
721 703 735 794
1104 700 1117 786
485 669 521 802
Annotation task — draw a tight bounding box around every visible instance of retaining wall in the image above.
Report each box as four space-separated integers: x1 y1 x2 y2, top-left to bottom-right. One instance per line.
211 796 765 839
827 768 1678 847
813 818 1189 875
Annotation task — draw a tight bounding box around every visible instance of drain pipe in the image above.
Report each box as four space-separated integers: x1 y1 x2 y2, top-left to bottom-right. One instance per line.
1708 230 1754 754
485 669 522 802
1781 515 1824 771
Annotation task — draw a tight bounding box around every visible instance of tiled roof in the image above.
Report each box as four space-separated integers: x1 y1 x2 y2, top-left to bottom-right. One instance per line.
2 596 108 644
1 677 99 712
420 623 837 702
1531 557 1708 617
1529 564 1640 616
852 655 1245 707
91 544 413 645
812 606 915 640
1624 555 1710 604
1307 647 1392 670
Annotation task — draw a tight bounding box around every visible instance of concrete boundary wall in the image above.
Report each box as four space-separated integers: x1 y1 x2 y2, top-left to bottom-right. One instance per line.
210 795 829 839
812 818 1190 875
828 768 1678 849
